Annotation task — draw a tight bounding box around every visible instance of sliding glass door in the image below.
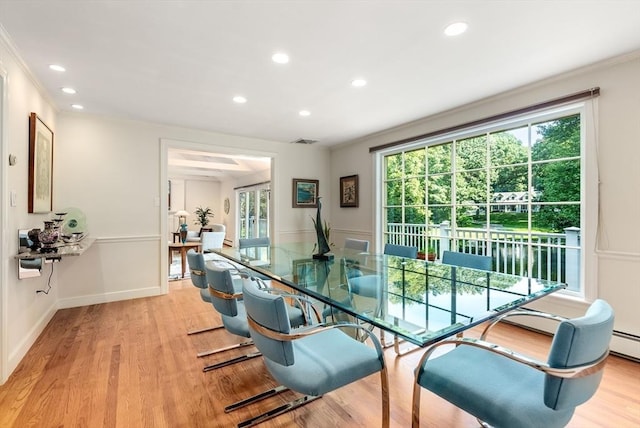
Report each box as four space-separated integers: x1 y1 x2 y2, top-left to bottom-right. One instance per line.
237 183 270 240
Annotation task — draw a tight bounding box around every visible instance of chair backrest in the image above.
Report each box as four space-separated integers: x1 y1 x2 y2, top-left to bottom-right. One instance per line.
201 231 225 250
186 249 207 289
344 238 369 252
544 299 614 410
442 250 492 271
242 279 295 366
384 243 418 259
205 264 240 317
239 237 270 249
210 223 226 233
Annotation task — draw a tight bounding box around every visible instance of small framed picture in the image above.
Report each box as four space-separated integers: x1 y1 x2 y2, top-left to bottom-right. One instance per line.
28 112 54 213
340 174 359 207
292 178 319 208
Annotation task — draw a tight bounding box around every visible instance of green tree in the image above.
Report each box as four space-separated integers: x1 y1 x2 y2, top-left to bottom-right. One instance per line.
531 115 581 231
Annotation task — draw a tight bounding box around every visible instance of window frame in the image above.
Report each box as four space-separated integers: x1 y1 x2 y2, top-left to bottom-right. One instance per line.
374 101 598 301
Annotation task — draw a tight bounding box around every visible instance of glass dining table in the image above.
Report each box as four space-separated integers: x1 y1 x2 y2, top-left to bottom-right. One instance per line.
213 243 565 348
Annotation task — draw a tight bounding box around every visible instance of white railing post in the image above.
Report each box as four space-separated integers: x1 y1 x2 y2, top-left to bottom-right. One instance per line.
564 227 581 291
439 221 450 258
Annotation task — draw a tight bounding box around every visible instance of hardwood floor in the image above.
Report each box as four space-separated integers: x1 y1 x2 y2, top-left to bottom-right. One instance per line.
1 279 638 427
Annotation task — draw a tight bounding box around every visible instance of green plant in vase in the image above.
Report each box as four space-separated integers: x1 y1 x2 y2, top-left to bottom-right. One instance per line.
427 244 437 261
194 206 214 227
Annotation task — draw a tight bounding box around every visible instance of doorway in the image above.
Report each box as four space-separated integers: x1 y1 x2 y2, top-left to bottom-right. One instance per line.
237 183 270 240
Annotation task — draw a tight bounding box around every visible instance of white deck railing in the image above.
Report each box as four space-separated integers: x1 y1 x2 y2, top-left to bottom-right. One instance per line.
385 222 580 291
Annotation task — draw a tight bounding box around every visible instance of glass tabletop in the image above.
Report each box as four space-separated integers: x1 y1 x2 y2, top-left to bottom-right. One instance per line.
214 243 565 347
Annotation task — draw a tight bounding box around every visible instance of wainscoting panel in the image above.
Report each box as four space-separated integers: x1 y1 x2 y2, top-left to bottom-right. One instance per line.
57 235 165 309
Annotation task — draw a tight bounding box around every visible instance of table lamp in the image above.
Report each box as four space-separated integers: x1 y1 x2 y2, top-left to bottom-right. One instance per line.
175 210 189 230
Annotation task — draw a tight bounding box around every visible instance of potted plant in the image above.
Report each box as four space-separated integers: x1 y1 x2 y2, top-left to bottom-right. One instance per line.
417 247 426 260
427 244 437 262
194 206 214 227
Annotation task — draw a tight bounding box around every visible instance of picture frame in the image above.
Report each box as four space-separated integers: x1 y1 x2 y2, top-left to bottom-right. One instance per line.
340 174 359 207
292 178 319 208
28 112 54 213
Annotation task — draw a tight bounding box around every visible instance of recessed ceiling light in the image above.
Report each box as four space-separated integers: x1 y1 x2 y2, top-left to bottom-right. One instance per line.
233 96 247 104
272 52 290 64
71 104 84 110
61 87 76 94
352 78 367 87
299 110 311 117
444 21 468 36
49 64 66 72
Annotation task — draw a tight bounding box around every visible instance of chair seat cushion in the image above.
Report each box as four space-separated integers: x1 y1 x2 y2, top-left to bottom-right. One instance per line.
418 345 574 428
221 303 251 338
264 328 382 397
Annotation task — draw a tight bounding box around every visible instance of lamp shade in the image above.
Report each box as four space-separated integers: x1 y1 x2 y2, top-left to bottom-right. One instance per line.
175 210 190 217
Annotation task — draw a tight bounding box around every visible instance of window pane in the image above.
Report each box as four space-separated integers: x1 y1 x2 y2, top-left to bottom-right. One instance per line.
532 203 580 232
386 180 403 205
430 205 452 225
385 153 403 180
490 164 528 193
456 171 487 204
455 204 478 227
531 114 580 162
428 174 451 204
405 177 425 205
386 207 402 224
532 159 580 202
456 135 487 170
490 127 529 167
405 206 426 224
427 142 452 174
489 210 528 231
405 148 425 176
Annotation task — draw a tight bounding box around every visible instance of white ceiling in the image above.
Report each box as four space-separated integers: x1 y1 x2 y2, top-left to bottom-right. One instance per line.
2 1 640 177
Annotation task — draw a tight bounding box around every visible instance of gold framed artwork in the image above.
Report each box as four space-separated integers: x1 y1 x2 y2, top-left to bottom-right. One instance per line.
28 112 54 213
340 174 359 207
292 178 319 208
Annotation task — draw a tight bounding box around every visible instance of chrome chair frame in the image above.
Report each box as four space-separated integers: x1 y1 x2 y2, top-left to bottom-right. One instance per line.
238 316 389 428
411 307 611 427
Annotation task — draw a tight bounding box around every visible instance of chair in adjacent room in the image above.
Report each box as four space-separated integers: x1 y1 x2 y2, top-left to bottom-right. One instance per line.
239 278 390 428
202 263 307 373
200 231 225 252
383 243 418 259
412 299 615 428
441 250 492 271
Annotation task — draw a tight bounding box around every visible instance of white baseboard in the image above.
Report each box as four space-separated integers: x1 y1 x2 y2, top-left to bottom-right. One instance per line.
57 286 165 309
7 301 57 379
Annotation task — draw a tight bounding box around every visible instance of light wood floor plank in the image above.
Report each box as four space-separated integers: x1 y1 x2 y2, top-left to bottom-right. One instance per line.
0 279 638 427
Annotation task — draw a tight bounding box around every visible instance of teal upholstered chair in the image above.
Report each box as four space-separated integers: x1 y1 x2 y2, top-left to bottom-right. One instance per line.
412 299 614 428
344 238 369 252
185 250 224 338
238 237 270 248
442 250 492 271
240 278 390 427
202 264 306 373
384 243 418 259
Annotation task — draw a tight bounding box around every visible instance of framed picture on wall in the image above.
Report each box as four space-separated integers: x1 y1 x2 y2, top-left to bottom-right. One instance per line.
340 174 359 207
292 178 319 208
28 112 54 213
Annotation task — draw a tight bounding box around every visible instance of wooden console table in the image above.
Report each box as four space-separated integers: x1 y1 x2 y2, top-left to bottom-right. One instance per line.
168 241 201 278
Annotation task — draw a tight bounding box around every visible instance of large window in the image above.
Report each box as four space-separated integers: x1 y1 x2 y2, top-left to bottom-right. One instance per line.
379 105 588 294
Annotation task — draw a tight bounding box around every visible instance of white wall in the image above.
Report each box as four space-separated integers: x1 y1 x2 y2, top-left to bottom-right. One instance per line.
329 53 640 358
1 32 59 382
1 108 330 382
